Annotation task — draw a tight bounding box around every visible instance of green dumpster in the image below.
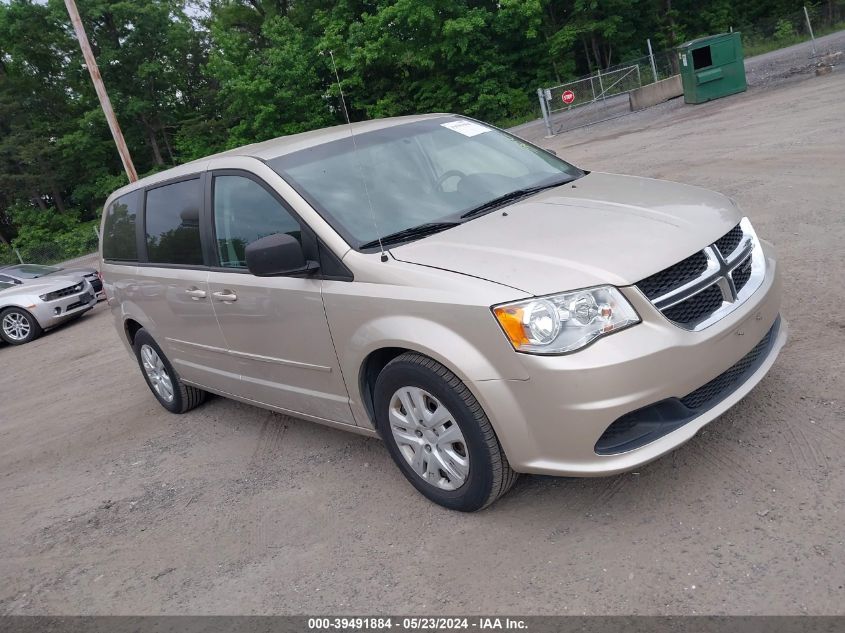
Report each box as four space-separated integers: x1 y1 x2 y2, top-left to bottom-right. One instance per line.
677 32 747 104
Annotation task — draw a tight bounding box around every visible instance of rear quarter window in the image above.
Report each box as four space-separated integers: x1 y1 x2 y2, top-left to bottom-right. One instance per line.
102 192 139 261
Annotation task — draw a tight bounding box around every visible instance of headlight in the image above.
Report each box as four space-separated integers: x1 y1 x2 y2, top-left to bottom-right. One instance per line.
492 286 640 354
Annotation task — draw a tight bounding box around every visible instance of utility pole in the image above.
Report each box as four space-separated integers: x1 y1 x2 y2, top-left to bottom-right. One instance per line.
803 5 817 57
647 38 658 84
64 0 138 182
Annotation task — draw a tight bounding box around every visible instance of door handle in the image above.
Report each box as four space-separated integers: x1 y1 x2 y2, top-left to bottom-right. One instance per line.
185 287 207 300
212 290 238 303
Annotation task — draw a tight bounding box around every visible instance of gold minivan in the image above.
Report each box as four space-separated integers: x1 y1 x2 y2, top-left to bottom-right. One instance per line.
100 114 786 511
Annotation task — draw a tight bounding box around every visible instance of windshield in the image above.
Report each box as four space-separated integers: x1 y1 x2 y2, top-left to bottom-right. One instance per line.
4 264 60 278
0 281 13 291
269 116 582 249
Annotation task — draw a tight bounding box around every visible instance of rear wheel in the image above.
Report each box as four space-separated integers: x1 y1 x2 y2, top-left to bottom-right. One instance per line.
374 352 518 511
133 329 207 413
0 308 42 345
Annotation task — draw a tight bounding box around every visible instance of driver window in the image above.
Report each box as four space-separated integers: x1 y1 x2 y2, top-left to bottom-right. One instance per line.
213 174 301 268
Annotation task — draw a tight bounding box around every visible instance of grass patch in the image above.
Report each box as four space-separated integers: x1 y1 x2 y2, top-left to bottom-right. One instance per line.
744 22 845 57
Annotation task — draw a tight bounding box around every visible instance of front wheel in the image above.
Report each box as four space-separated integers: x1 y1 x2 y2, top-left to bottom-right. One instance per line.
0 308 42 345
373 352 518 511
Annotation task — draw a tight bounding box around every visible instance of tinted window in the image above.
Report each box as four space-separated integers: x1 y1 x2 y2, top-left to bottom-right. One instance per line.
145 178 203 265
102 194 138 261
213 175 301 268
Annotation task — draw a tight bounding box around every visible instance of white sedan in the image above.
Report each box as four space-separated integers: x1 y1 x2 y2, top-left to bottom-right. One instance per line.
0 263 105 301
0 276 96 345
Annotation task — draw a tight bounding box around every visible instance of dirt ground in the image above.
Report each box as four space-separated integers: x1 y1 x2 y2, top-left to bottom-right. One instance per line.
1 69 844 616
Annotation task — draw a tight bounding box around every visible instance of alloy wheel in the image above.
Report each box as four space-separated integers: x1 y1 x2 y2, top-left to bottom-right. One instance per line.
2 312 31 341
140 344 175 403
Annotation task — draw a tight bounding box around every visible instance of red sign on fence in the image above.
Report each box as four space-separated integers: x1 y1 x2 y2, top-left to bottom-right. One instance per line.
561 90 576 104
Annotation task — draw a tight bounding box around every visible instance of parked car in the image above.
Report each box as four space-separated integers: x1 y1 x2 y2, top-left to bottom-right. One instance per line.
0 276 96 345
100 114 786 511
0 263 105 301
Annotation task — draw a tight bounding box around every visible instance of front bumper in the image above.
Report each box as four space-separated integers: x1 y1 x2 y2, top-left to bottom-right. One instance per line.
473 240 786 476
83 274 106 301
31 288 97 329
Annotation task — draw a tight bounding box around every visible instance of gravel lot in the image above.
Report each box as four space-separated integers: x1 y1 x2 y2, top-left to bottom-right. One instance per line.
1 69 844 616
515 29 845 140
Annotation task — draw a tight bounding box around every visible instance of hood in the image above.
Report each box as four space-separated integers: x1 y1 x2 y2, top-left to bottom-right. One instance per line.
1 276 84 296
55 267 96 275
391 172 742 296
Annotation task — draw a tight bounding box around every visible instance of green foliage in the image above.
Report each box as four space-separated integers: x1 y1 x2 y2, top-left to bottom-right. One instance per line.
6 203 99 263
0 0 832 262
0 244 19 266
209 12 335 146
774 17 797 39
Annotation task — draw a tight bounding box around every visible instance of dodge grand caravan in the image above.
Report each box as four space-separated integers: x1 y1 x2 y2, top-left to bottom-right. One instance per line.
100 114 786 511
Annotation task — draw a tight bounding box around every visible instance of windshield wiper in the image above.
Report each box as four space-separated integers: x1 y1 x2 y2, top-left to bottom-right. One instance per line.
459 177 575 219
359 222 461 250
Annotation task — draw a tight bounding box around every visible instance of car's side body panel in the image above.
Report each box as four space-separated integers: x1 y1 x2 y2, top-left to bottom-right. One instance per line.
321 254 532 429
207 269 353 423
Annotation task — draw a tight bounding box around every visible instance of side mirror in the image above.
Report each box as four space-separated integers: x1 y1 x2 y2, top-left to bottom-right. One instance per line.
245 233 319 277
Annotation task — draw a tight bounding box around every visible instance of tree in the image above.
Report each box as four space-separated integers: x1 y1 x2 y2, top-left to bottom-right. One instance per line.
0 0 826 257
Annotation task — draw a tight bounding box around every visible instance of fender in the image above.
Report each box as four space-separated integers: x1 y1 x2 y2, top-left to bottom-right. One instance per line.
336 314 530 429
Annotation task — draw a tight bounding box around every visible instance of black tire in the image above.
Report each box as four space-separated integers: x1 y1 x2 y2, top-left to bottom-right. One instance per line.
0 307 43 345
133 329 207 414
373 352 518 511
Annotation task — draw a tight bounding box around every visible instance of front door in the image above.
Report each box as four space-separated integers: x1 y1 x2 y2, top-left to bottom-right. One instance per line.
206 171 353 423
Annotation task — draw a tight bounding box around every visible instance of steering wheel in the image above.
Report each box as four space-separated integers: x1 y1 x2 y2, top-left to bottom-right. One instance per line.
434 169 467 192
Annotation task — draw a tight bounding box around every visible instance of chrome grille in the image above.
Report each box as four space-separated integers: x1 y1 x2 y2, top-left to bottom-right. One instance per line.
663 283 724 326
637 251 708 300
714 224 743 258
733 255 752 293
634 218 765 331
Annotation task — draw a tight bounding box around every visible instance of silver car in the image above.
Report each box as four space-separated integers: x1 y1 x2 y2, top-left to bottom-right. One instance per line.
100 114 785 511
0 264 105 301
0 276 96 345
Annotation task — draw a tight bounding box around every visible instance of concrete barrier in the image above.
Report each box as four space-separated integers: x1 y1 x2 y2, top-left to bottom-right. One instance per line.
629 75 683 111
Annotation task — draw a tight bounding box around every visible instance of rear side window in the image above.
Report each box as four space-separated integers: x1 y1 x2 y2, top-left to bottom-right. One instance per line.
213 175 301 268
102 194 138 261
145 178 203 265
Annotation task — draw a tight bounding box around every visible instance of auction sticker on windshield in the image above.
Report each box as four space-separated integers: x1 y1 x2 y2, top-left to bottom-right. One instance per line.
441 120 490 137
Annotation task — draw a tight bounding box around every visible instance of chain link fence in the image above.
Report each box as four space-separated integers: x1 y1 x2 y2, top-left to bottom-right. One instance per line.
741 4 845 57
0 227 99 267
537 48 679 136
535 4 845 137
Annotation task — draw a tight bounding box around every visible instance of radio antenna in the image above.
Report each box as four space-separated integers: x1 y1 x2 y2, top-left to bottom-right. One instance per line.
326 50 387 262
